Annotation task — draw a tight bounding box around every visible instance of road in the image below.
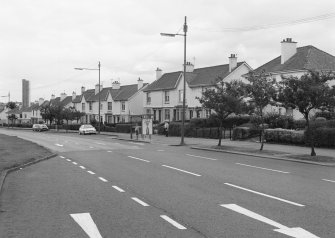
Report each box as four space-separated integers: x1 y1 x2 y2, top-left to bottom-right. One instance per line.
0 128 334 237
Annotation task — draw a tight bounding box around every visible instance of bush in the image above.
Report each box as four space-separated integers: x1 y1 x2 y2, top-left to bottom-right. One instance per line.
294 119 307 130
232 127 252 140
115 123 132 133
305 127 335 147
265 129 305 144
314 111 335 120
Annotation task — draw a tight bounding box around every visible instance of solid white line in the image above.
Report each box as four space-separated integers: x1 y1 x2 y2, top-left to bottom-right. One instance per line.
98 177 108 182
162 165 202 177
160 215 187 230
131 197 150 207
128 156 150 163
55 144 63 147
235 163 290 174
79 166 86 169
66 159 71 162
59 156 65 159
96 142 106 145
224 183 304 207
72 162 78 165
322 179 335 183
87 171 95 175
70 213 103 238
112 186 125 192
186 154 217 161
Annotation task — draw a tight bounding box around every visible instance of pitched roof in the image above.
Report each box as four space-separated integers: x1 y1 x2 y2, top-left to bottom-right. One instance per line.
254 45 335 74
72 95 82 103
144 62 245 92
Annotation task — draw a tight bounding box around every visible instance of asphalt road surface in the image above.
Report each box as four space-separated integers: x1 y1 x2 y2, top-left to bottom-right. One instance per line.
0 128 334 237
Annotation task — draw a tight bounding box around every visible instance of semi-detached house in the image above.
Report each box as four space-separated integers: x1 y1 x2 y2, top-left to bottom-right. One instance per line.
143 55 252 123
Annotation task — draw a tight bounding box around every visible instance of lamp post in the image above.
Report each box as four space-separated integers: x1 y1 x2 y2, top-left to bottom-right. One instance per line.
74 61 101 134
161 16 187 145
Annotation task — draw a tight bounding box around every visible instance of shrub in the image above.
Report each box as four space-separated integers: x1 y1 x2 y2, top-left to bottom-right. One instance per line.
115 123 132 133
314 111 335 120
294 119 307 130
305 127 335 147
265 129 305 144
232 127 252 140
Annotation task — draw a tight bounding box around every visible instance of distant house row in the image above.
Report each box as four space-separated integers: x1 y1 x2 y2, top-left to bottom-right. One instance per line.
1 38 335 125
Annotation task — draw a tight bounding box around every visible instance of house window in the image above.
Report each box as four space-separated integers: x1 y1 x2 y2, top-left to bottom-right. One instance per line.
121 102 125 111
89 102 92 110
164 91 169 103
196 110 201 118
179 90 183 102
24 114 27 118
146 93 151 104
108 102 112 110
146 109 151 115
165 109 170 120
121 116 125 123
190 110 193 119
82 103 85 111
205 109 211 118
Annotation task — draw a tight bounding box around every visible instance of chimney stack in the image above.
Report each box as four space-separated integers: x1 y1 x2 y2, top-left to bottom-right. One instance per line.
95 84 103 95
81 86 85 95
112 81 120 90
137 77 144 90
38 98 44 106
60 92 67 101
183 62 194 73
72 91 76 100
281 38 297 64
229 54 237 72
156 67 163 80
51 94 55 100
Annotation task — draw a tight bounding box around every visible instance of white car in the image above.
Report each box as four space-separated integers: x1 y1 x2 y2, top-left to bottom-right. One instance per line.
79 124 97 135
32 124 49 132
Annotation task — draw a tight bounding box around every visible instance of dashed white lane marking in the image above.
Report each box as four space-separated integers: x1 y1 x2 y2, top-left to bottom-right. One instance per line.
89 146 94 149
66 159 71 162
72 162 78 165
161 165 202 177
235 163 290 174
112 186 125 192
157 149 165 152
186 154 217 161
96 142 106 145
107 151 112 153
70 213 103 238
59 156 65 159
98 177 108 182
160 215 187 230
128 156 150 163
131 197 150 207
129 142 145 146
87 171 95 175
55 144 63 147
80 166 86 169
224 183 304 207
322 179 335 183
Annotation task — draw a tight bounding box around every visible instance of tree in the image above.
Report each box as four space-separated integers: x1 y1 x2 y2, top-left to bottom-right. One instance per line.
6 101 18 127
40 104 54 126
62 107 76 132
242 70 278 150
72 109 86 123
277 70 335 156
197 77 249 146
6 101 16 110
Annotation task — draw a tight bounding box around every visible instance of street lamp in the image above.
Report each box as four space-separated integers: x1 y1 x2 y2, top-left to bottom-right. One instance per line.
74 61 101 134
161 16 188 145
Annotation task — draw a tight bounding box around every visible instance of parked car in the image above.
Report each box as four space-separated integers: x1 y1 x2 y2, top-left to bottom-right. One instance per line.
32 124 49 132
79 124 97 135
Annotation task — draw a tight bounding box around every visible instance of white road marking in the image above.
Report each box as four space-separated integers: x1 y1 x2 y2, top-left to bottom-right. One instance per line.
129 142 145 146
235 163 290 174
70 213 103 238
221 204 319 238
96 142 106 145
55 144 63 147
107 151 112 153
112 186 125 192
72 162 78 165
89 146 94 149
66 159 71 162
98 177 108 182
322 179 335 183
59 156 65 159
157 149 165 152
160 215 187 230
224 183 304 207
128 156 150 163
186 154 217 161
75 142 79 145
131 197 150 207
87 171 95 175
162 165 202 177
80 166 86 169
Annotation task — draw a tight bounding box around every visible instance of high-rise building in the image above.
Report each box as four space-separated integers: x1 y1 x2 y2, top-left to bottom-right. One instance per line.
22 79 30 108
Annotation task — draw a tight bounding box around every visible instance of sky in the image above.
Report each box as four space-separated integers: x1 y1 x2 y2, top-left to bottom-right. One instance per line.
1 0 335 103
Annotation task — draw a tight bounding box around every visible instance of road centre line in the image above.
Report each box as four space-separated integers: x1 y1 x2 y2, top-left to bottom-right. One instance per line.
72 162 78 165
112 186 125 192
235 163 290 174
66 159 71 162
224 183 304 207
131 197 150 207
322 179 335 183
87 171 95 175
79 166 86 169
96 142 106 145
162 165 202 177
107 151 112 153
128 156 150 163
59 156 65 159
186 154 217 161
160 215 187 230
98 177 108 182
55 144 63 147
